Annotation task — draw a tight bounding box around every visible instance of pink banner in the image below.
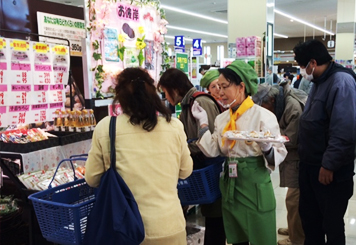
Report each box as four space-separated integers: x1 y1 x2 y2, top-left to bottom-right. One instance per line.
11 85 31 92
11 63 31 71
50 84 63 90
0 85 7 91
9 105 30 112
32 104 48 110
35 64 52 72
0 106 6 113
34 85 49 91
49 102 63 109
0 63 6 70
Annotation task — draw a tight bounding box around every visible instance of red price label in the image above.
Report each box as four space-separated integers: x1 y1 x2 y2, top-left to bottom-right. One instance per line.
0 92 4 105
18 112 26 124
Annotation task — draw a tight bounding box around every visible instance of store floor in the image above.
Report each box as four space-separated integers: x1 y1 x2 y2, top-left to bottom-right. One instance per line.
186 166 356 245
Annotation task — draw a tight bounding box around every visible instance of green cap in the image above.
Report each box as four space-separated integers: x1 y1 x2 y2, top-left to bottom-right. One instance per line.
200 69 220 88
226 60 258 95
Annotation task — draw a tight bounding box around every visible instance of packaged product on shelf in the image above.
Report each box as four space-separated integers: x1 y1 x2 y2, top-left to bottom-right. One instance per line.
53 110 62 131
89 109 96 130
67 110 75 132
61 110 69 132
82 109 91 132
75 110 84 132
0 128 48 143
17 165 86 190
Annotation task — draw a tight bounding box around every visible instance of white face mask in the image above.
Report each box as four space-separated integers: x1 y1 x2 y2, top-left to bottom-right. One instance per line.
300 61 314 81
218 99 236 109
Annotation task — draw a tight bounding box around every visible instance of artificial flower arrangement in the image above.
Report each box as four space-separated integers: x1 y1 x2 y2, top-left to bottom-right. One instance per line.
88 0 169 98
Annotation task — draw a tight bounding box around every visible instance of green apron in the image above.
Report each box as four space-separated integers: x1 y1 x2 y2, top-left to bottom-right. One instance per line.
220 156 276 245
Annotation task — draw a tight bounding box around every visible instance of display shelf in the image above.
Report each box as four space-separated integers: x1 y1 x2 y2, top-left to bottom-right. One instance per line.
0 138 59 153
48 130 93 145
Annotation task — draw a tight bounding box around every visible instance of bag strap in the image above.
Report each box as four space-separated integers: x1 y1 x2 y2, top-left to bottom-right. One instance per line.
109 116 117 169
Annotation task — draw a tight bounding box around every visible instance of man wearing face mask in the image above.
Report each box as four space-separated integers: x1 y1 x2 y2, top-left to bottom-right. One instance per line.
293 39 356 245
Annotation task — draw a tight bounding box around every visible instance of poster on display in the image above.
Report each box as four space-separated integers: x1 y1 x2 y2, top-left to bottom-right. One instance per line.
0 37 68 127
87 0 166 97
37 12 86 57
175 52 189 76
144 40 155 70
0 38 9 86
51 44 70 85
33 42 53 85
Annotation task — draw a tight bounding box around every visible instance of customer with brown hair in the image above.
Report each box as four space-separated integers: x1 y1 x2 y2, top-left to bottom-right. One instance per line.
85 67 193 245
158 68 226 245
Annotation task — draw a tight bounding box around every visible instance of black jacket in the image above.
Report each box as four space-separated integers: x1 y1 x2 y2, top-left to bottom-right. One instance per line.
298 62 356 181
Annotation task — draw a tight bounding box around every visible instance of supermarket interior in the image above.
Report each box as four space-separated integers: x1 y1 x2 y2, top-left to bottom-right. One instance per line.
1 0 356 244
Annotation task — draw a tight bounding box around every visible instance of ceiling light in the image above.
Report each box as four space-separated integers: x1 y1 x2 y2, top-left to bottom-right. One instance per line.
266 3 275 7
167 25 228 38
165 35 207 43
290 19 294 22
274 9 335 35
274 33 288 38
161 5 228 24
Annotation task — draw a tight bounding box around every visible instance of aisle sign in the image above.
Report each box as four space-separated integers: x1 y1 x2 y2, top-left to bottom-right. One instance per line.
175 36 185 52
175 53 189 76
192 38 202 56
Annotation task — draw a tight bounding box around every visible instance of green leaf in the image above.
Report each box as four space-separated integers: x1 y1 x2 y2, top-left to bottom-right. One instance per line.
93 52 102 60
97 65 104 73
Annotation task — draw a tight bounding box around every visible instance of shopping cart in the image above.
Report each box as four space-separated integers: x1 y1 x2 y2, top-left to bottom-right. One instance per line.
177 162 222 206
28 158 95 245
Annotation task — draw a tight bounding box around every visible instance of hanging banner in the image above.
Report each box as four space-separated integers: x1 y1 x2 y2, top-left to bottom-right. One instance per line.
37 12 86 56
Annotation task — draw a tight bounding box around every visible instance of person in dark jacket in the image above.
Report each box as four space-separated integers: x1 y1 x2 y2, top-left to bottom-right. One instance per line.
293 39 356 245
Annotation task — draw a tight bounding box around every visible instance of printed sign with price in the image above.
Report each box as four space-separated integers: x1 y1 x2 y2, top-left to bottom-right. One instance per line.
71 43 82 53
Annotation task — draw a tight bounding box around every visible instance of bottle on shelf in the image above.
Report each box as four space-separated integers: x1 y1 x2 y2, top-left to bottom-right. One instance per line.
53 110 61 131
89 109 96 130
61 110 69 132
75 110 84 132
67 110 75 132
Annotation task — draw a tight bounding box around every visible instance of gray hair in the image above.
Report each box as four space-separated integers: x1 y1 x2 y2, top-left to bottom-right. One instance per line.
252 83 279 105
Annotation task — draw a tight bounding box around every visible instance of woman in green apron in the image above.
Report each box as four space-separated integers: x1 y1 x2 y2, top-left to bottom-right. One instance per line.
191 60 287 245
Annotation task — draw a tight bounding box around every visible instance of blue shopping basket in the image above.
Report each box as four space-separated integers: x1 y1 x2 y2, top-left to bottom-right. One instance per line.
28 158 95 245
177 162 222 206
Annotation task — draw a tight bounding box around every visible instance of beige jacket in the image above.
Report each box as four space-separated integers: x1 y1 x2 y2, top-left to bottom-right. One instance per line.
85 115 193 245
197 104 287 170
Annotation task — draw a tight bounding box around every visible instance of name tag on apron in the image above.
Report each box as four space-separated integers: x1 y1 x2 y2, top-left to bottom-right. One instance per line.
229 162 238 178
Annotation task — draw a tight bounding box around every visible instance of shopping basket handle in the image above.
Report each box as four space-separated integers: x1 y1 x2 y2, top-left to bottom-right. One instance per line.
47 157 88 189
69 154 88 159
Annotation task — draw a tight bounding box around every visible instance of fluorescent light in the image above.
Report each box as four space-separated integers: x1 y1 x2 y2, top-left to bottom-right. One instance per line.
167 25 228 38
165 35 207 43
274 33 288 38
161 5 228 24
266 3 275 7
274 9 335 35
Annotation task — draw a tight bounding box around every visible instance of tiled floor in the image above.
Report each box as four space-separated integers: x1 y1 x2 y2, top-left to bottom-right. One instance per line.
187 166 356 245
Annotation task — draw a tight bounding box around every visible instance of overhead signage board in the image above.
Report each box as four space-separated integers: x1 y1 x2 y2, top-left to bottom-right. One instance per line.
192 38 202 56
174 35 185 53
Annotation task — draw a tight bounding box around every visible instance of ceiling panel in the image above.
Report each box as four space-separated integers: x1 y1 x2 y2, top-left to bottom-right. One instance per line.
43 0 338 43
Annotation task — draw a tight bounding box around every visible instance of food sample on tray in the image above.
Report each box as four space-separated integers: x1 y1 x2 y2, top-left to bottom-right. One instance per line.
223 130 289 143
